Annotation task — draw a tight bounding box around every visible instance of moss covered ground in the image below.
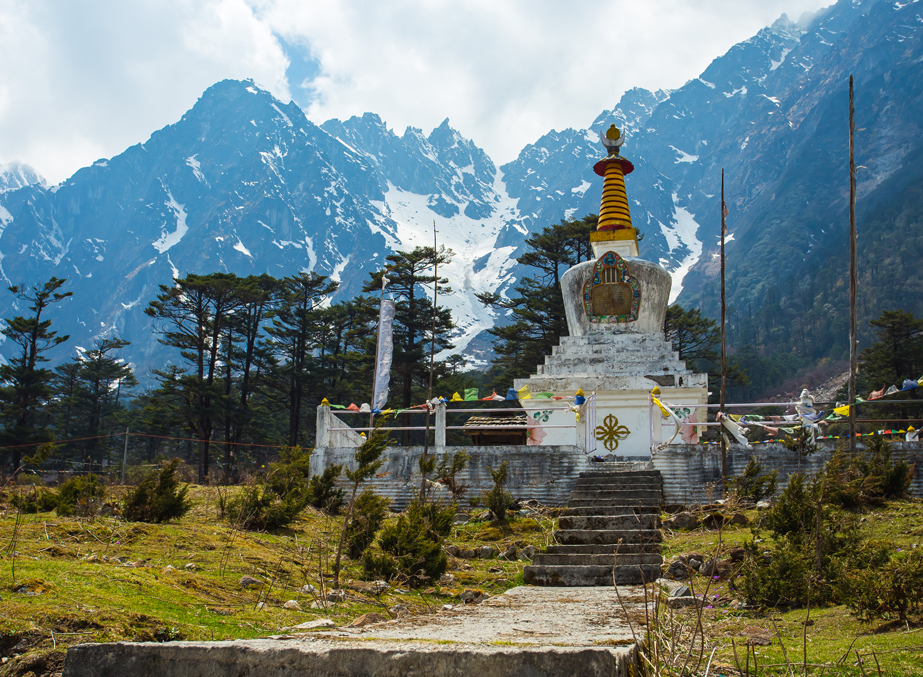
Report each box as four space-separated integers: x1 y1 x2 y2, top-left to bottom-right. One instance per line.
657 499 923 675
0 486 557 676
1 485 921 676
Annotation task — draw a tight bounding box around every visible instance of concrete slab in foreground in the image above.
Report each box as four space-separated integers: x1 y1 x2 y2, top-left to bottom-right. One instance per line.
62 586 647 677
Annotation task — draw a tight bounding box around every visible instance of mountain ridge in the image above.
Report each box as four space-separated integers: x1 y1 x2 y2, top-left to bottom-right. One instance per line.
0 0 920 379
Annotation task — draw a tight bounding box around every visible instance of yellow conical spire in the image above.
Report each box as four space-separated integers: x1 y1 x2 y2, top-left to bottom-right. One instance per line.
591 124 639 258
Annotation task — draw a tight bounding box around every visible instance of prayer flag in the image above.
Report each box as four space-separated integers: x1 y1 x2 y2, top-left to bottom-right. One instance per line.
371 299 396 410
464 388 478 401
518 385 532 400
451 392 463 402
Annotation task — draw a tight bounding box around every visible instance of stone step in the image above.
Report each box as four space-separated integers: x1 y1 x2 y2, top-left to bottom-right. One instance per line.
574 477 661 488
545 543 661 555
558 515 659 531
554 529 663 545
569 490 662 501
578 470 661 478
532 552 663 566
523 564 660 586
567 498 662 509
560 506 663 517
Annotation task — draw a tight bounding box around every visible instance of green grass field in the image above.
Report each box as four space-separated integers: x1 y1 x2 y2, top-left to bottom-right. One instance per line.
1 485 921 676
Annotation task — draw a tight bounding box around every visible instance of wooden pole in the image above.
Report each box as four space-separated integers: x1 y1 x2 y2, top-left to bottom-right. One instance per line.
121 427 129 485
849 76 858 455
419 222 439 501
720 170 728 494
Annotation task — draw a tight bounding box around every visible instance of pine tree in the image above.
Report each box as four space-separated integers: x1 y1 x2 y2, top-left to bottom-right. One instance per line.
477 217 592 385
265 272 338 446
145 273 244 482
0 277 72 472
363 247 455 411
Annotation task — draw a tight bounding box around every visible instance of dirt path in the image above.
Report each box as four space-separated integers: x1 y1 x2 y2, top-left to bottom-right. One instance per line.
63 586 647 677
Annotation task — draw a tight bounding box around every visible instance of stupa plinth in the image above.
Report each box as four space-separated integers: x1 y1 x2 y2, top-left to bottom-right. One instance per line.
515 125 707 459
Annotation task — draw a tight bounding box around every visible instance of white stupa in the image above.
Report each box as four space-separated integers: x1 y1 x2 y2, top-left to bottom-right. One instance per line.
515 124 708 459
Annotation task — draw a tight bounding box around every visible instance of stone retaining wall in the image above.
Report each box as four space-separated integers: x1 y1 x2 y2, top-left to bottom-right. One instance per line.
311 445 589 511
314 440 923 509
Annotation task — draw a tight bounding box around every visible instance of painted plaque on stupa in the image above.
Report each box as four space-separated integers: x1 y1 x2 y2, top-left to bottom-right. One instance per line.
582 250 640 323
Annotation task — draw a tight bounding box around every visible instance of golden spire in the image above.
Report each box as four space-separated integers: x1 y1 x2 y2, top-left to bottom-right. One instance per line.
591 125 639 257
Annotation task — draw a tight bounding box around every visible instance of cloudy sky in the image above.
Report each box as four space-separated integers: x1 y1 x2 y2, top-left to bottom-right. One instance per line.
1 0 827 185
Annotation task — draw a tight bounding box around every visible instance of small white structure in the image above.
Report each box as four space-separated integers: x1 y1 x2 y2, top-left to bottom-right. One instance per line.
514 125 707 459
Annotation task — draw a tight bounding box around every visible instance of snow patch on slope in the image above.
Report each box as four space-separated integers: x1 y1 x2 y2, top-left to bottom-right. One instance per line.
659 194 704 303
185 156 208 185
376 169 523 360
152 190 189 254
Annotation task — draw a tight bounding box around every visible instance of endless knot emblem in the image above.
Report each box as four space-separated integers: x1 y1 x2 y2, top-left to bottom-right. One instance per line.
595 414 630 451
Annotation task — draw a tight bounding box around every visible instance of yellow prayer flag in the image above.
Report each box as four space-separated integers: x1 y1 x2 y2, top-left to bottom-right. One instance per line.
518 385 532 400
451 392 463 402
652 396 671 418
833 405 851 416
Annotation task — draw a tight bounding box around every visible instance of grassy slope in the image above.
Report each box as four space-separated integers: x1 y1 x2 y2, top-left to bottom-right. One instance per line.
2 486 922 676
659 500 923 676
0 486 557 677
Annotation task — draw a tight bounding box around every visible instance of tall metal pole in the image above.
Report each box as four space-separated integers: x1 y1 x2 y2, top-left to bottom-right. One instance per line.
849 76 858 455
419 222 439 501
720 170 728 494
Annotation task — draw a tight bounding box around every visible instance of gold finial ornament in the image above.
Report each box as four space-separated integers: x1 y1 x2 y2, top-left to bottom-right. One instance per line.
599 124 626 156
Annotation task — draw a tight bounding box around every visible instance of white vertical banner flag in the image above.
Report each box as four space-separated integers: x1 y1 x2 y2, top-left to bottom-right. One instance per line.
372 299 396 410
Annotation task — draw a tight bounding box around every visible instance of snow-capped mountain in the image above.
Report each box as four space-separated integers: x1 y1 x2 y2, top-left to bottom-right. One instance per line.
0 0 920 375
0 162 45 193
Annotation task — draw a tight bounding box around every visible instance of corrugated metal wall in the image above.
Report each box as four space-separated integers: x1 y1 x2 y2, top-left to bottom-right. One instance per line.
653 440 923 505
311 445 590 511
311 440 923 510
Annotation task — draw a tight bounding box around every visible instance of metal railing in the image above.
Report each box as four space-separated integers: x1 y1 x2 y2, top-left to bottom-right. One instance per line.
319 397 598 452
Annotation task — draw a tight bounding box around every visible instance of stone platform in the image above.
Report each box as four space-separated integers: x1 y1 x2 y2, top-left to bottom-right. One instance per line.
62 587 646 677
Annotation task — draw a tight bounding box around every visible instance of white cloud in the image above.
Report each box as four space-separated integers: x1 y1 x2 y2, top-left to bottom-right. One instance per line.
0 0 827 183
0 0 290 184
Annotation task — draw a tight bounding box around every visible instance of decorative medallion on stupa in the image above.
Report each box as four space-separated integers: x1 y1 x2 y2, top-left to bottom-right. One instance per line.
514 124 708 459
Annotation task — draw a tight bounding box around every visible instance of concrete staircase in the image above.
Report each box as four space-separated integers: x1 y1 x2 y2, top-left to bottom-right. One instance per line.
524 468 664 586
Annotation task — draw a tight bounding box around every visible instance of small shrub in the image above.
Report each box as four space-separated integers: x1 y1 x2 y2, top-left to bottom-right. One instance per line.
484 461 512 521
307 464 345 514
412 499 456 541
841 548 923 624
729 456 777 503
265 446 312 498
56 475 106 517
435 450 470 502
122 459 191 523
373 499 449 585
346 489 390 559
220 484 303 531
362 549 397 580
762 473 816 544
737 537 811 607
782 426 818 458
823 438 913 508
10 486 58 513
